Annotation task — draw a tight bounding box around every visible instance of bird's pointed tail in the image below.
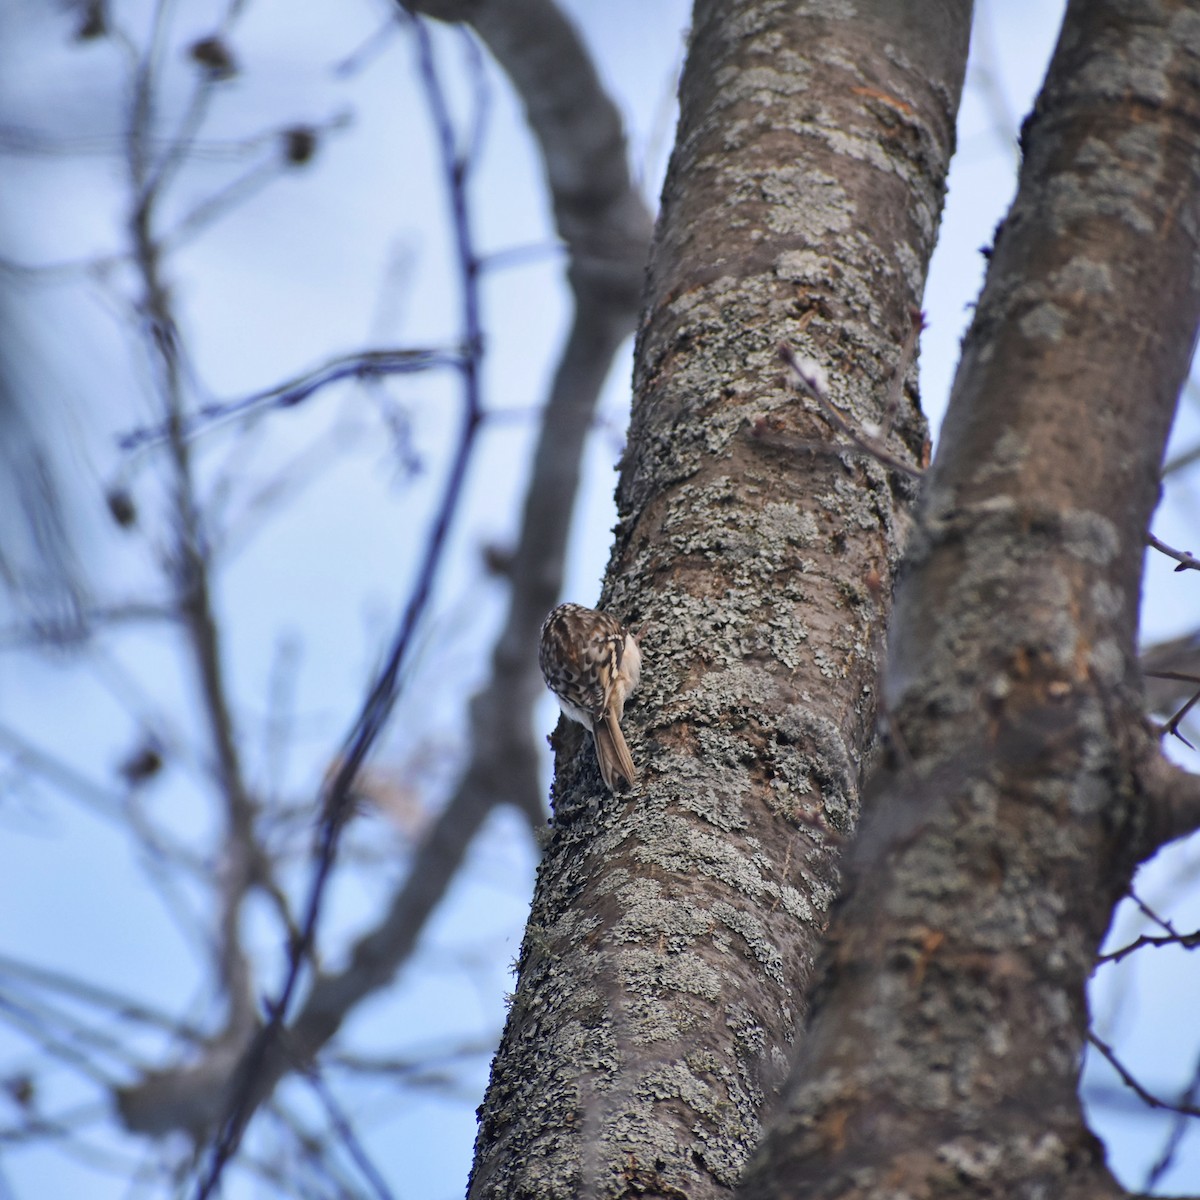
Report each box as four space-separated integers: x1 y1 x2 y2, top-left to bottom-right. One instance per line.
593 712 636 792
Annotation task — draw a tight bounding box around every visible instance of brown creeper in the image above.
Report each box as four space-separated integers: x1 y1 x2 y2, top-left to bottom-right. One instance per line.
538 603 642 792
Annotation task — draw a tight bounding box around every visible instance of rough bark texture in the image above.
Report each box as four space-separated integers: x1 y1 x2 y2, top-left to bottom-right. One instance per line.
737 3 1200 1198
469 3 970 1197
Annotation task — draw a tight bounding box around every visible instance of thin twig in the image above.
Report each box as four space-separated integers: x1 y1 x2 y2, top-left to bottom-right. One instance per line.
778 341 924 478
1147 1042 1200 1189
302 1068 397 1200
1159 685 1200 749
122 0 265 1160
327 1036 497 1078
1148 531 1200 572
1096 927 1200 965
0 952 205 1045
0 995 124 1090
163 112 354 253
1131 890 1179 936
878 307 925 441
119 347 462 451
1162 440 1200 477
1088 1031 1200 1118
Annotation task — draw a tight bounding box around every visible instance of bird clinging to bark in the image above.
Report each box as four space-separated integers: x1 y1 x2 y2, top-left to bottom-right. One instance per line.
538 603 642 792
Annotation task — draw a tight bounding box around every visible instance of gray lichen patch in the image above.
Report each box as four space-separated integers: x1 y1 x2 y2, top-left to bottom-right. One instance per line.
761 164 855 236
654 756 754 831
757 501 822 549
973 428 1027 481
1059 509 1118 564
619 945 723 1003
1018 300 1066 341
1053 257 1114 296
677 659 800 718
715 60 813 100
606 877 717 950
1088 638 1125 687
710 900 786 983
775 246 836 286
631 811 776 898
651 481 820 567
1045 143 1158 236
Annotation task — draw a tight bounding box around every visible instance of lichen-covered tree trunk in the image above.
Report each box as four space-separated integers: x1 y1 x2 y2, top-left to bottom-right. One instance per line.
737 2 1200 1198
468 3 971 1196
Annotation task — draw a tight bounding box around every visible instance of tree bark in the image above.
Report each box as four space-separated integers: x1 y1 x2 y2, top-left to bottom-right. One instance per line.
738 2 1200 1197
469 3 971 1196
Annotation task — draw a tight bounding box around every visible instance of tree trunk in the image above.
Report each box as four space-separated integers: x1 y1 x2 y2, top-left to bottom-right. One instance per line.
738 2 1200 1197
468 3 971 1196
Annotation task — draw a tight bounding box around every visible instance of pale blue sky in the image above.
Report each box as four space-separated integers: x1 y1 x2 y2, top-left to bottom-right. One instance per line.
1 2 1199 1196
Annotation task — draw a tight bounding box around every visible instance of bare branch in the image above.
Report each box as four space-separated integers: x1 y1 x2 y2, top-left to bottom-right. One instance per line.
0 952 206 1045
1088 1032 1200 1120
1136 747 1200 853
1148 531 1200 572
1141 629 1200 719
1096 927 1200 966
1130 889 1181 936
778 340 925 478
119 346 463 451
879 307 925 442
301 1068 397 1200
1159 685 1200 748
1146 1041 1200 1190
